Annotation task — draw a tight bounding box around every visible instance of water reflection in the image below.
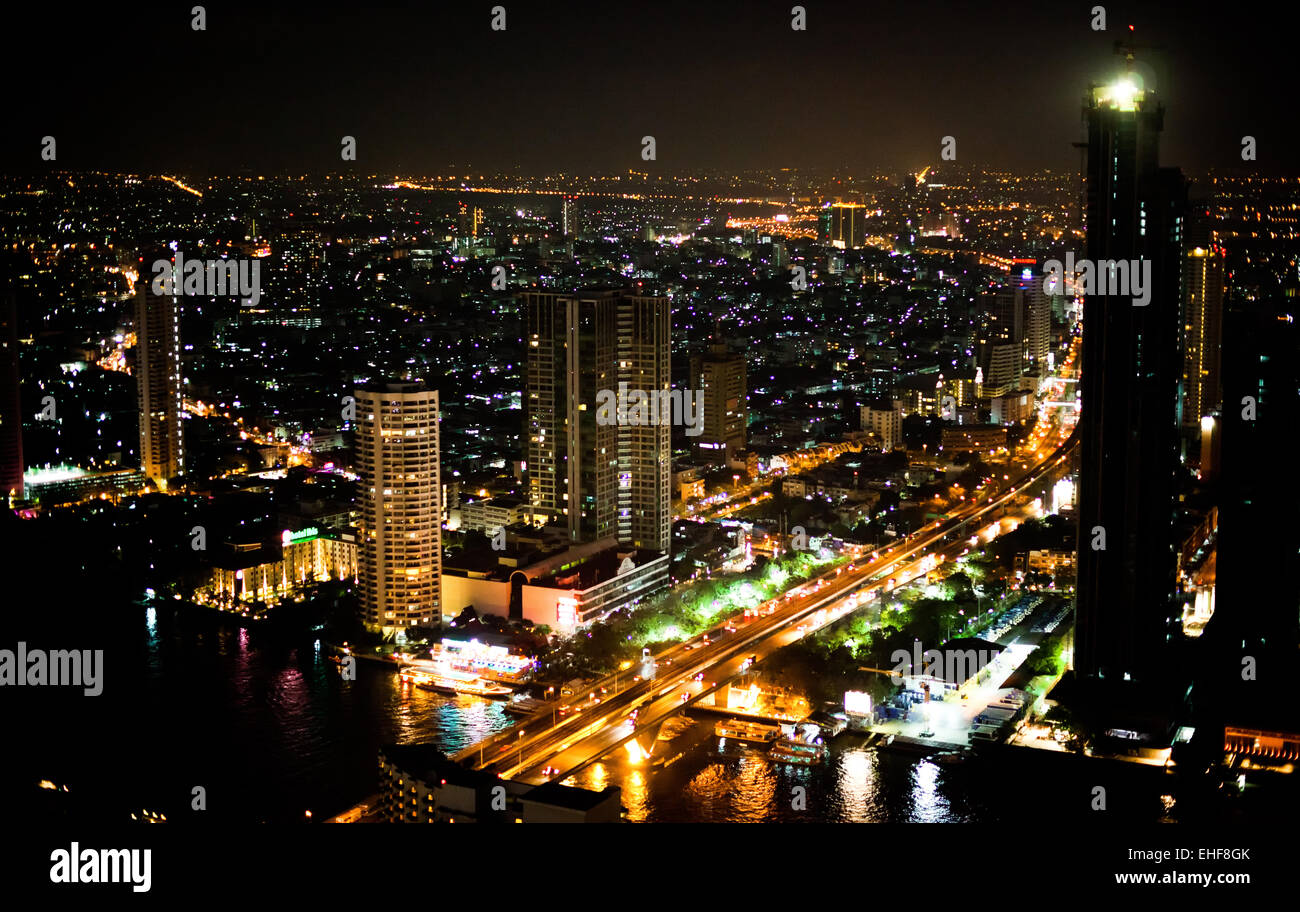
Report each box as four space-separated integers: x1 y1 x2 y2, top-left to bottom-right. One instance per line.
836 747 875 821
910 758 949 822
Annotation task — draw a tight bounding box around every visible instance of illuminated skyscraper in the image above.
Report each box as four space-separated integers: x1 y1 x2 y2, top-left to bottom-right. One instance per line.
1012 264 1052 372
0 273 22 501
355 381 442 634
828 203 867 249
562 196 580 239
135 249 184 490
1181 229 1225 431
1074 70 1186 687
523 288 671 551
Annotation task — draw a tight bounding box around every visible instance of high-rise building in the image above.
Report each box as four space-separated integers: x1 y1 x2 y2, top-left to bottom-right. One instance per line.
1196 276 1300 764
771 240 788 271
616 294 672 550
1012 264 1052 371
355 381 442 634
0 273 22 501
523 288 671 551
458 203 483 240
690 343 747 464
980 343 1021 399
135 249 184 490
977 286 1037 393
859 401 902 451
1074 71 1187 687
828 203 867 249
1181 232 1225 431
561 196 581 239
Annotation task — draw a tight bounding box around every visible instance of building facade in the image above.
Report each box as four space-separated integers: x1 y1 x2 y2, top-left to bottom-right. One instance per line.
355 381 442 634
1074 72 1186 685
0 279 22 501
1181 241 1224 430
135 249 185 489
523 288 671 552
690 342 747 464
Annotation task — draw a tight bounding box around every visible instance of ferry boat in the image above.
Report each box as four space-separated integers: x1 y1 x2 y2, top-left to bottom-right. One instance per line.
428 640 534 684
769 725 828 765
929 750 970 766
398 663 513 699
715 718 782 745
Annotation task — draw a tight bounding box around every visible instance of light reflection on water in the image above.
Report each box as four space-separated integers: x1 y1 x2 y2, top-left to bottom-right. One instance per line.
564 724 985 823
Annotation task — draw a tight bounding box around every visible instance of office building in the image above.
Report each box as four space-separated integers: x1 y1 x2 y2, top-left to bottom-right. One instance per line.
355 381 442 634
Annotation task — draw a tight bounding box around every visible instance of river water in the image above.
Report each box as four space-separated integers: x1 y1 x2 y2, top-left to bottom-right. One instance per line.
4 600 1234 823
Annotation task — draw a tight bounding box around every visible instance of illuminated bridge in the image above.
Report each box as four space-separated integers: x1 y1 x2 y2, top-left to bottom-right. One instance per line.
454 429 1080 784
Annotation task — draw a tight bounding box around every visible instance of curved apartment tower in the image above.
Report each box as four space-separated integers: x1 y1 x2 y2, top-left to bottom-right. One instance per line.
355 381 442 635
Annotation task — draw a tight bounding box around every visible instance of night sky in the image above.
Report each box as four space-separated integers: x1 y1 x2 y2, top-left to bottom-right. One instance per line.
4 0 1295 175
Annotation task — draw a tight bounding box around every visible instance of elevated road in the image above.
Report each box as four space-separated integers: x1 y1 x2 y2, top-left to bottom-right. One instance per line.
455 426 1079 781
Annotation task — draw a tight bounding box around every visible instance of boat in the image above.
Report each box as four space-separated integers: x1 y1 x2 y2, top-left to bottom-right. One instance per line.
503 696 549 716
929 750 970 765
769 725 828 765
398 664 513 699
715 718 782 744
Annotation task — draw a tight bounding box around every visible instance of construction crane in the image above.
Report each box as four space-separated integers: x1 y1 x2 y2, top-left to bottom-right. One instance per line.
1113 24 1164 70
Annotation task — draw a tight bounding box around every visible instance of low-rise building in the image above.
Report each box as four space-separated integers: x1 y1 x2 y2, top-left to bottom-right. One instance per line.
377 743 621 823
452 495 526 533
940 424 1007 453
206 526 358 606
442 536 669 634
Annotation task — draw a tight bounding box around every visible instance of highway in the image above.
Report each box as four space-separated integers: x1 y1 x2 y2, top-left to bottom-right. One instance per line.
454 421 1080 782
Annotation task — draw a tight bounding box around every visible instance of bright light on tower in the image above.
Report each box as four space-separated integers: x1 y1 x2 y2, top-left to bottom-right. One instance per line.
1097 75 1144 112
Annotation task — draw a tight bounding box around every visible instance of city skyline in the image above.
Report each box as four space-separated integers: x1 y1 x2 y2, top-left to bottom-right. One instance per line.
0 7 1296 891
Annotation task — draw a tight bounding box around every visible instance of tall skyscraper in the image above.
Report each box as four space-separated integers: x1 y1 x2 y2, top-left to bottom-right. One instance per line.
0 273 22 501
978 287 1026 396
523 287 671 551
1012 265 1052 372
355 381 442 634
690 342 747 464
1215 287 1299 635
135 249 184 490
1074 70 1187 687
1197 276 1300 760
458 203 483 240
561 196 580 239
1181 226 1225 431
828 202 867 249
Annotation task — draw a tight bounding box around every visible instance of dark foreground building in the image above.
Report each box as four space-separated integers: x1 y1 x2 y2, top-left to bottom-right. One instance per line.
1072 66 1187 744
